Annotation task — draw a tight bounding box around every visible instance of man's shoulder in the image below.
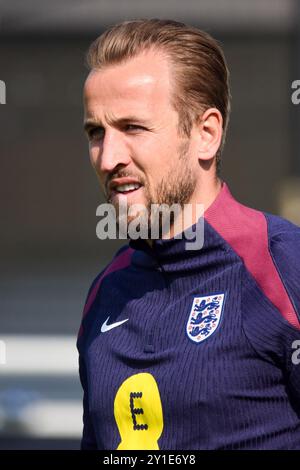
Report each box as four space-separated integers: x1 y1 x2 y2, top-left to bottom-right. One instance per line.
210 189 300 329
242 211 300 368
107 243 133 267
78 243 133 339
264 212 300 268
86 243 133 300
259 212 300 328
264 211 300 241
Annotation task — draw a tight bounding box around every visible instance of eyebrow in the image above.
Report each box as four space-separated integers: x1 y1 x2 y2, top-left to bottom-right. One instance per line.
83 115 150 133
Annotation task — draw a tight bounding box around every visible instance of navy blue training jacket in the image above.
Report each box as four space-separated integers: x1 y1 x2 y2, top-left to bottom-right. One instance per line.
77 182 300 450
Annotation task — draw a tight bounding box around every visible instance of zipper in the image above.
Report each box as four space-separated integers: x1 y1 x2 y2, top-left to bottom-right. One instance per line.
143 244 170 353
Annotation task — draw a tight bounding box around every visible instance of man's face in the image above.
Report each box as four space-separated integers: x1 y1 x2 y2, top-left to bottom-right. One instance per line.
83 48 198 233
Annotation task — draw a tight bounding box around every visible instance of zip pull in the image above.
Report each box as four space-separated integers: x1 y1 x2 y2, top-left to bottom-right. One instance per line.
144 331 155 354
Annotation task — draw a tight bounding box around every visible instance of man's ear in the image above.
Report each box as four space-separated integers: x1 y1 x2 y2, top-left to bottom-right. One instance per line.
196 108 223 161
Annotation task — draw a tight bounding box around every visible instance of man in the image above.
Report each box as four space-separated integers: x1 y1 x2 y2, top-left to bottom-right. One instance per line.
78 19 300 450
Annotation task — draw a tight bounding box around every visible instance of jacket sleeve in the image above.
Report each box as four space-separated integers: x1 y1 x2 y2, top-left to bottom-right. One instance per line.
269 227 300 406
242 218 300 413
269 228 300 322
78 354 98 450
77 271 105 450
76 244 131 449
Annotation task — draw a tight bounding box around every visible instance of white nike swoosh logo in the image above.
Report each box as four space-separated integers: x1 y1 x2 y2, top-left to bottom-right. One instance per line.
101 316 129 333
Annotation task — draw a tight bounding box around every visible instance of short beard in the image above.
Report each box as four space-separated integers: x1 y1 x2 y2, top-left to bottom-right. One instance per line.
145 139 197 238
113 138 197 240
154 139 196 207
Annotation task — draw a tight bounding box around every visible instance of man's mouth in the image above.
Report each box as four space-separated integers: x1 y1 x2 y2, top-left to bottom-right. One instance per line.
108 178 144 200
109 183 143 202
114 183 142 194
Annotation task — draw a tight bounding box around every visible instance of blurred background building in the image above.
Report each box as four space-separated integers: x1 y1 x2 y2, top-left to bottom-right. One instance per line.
0 0 299 449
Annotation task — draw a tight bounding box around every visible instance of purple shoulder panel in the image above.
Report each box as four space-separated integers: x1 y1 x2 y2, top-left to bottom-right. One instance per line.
205 183 300 329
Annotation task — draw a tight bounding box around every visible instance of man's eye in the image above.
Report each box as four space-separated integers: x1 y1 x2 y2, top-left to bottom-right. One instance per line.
88 128 104 141
125 124 145 131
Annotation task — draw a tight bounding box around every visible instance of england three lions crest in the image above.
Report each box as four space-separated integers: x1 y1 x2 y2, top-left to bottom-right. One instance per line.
186 293 225 343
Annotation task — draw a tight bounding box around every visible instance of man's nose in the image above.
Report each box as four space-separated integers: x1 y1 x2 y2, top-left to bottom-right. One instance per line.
98 130 131 174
